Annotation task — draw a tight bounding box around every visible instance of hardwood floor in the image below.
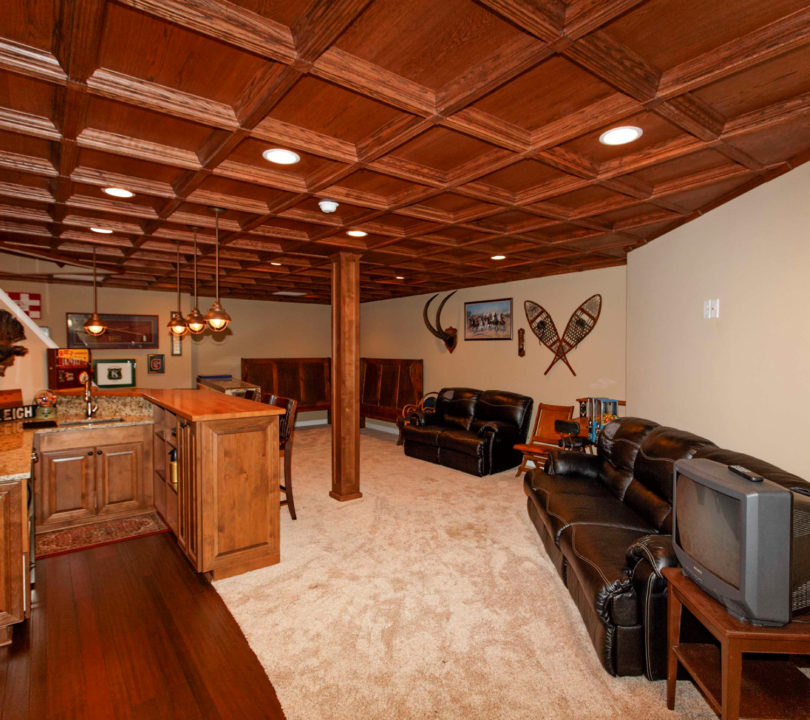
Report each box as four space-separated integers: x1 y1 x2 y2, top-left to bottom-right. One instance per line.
0 534 286 719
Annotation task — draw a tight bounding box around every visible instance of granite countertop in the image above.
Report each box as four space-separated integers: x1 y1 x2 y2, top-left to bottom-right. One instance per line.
0 415 153 483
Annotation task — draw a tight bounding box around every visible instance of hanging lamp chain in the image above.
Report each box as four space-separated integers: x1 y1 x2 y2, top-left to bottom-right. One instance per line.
93 246 98 312
215 210 220 302
193 227 198 306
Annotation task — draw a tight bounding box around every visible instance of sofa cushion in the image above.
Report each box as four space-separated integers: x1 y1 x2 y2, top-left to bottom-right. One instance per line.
596 418 659 500
401 424 444 447
544 493 655 545
475 390 532 429
435 387 480 427
439 428 485 457
628 427 714 532
525 471 613 512
559 524 648 626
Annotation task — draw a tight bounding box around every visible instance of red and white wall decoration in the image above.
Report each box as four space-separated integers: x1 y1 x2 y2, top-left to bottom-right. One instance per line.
7 292 42 319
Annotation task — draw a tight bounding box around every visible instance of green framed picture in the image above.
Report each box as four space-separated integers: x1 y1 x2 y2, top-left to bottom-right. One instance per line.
93 359 136 388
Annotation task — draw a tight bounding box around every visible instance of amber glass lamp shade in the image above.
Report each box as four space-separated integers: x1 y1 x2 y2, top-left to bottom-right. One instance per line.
83 312 106 336
185 307 206 334
167 311 189 337
204 301 230 332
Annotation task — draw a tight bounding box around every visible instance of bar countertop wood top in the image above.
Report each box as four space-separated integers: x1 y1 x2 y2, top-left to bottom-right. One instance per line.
142 388 283 422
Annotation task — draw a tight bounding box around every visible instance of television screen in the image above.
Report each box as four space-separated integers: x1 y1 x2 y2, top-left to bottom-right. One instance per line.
675 474 741 588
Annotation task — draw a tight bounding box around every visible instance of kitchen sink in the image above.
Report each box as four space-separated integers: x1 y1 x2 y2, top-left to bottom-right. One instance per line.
59 417 125 427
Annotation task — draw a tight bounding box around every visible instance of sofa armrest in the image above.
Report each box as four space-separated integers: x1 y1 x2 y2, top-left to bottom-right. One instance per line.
545 449 600 479
626 534 679 680
625 534 678 583
408 409 438 427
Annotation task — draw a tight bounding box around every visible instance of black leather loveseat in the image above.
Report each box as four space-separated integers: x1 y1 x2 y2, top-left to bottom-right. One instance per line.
403 387 533 476
525 416 808 679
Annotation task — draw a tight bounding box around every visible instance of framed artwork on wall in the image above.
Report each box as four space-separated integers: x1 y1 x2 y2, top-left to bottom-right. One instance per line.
464 298 513 341
147 354 165 374
66 313 159 349
93 359 136 388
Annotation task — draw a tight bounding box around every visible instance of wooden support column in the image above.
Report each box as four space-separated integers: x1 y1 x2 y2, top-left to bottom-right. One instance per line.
329 251 362 502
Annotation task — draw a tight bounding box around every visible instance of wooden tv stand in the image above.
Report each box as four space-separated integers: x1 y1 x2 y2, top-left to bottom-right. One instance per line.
663 567 810 720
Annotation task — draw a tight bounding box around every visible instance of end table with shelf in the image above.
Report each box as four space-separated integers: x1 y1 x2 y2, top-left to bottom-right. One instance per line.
663 567 810 720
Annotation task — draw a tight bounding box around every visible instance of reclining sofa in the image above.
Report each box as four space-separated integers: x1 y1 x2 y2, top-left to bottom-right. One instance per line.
525 416 807 679
403 387 533 476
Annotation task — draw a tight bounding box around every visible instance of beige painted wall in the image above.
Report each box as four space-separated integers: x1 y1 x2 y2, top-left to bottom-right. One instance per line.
627 162 810 479
190 294 331 380
361 266 627 427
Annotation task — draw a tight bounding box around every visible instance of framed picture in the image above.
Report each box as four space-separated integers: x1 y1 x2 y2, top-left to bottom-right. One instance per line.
66 313 159 349
93 359 136 388
147 354 165 374
171 334 182 356
464 298 513 341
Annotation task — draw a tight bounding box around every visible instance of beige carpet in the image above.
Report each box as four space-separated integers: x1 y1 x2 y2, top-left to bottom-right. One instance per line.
215 426 712 720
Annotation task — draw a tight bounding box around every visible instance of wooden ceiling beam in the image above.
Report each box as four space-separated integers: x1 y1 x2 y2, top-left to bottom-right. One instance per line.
0 40 66 85
291 0 374 62
116 0 297 63
475 0 565 43
0 108 60 141
442 108 530 152
658 7 810 99
564 0 649 40
564 31 660 101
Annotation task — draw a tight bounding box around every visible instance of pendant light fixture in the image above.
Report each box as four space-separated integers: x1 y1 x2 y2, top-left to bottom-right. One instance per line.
167 240 189 337
83 247 107 336
204 207 231 332
184 226 206 334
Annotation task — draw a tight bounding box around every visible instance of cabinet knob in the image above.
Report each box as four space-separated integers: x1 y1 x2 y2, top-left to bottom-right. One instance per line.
87 450 93 456
96 450 103 455
179 421 189 429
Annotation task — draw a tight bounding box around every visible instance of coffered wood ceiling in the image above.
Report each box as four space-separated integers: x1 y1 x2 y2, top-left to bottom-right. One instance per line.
0 0 809 303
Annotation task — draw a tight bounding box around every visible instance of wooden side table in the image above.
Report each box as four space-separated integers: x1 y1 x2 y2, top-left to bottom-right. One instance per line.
663 567 810 720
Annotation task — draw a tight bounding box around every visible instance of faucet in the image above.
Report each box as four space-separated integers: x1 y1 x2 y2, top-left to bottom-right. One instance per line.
84 374 98 419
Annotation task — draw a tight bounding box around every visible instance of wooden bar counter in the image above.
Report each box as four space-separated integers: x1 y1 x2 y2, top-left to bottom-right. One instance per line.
142 389 284 580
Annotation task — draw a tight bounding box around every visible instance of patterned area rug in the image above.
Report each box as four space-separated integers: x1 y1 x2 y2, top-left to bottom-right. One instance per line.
36 512 168 559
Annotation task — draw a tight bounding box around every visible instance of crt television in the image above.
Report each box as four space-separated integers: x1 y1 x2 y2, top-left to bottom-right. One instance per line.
673 458 810 626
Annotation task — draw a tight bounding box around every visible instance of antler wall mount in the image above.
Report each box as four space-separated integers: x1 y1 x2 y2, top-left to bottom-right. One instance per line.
423 291 458 353
524 295 602 376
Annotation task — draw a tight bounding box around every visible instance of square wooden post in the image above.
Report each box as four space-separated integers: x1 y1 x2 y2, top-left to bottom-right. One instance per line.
330 251 362 501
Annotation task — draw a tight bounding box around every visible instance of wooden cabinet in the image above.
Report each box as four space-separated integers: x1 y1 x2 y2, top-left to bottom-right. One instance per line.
34 425 152 533
360 357 423 424
145 390 281 580
0 477 28 646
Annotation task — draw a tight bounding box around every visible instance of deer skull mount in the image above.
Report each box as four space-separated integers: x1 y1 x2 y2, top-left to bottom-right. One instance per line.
423 291 458 353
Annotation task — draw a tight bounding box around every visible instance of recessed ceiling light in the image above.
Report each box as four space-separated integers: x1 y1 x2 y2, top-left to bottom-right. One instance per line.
90 227 113 234
103 187 134 198
491 254 506 260
598 126 643 146
273 290 307 297
347 230 367 237
262 148 300 165
395 275 404 280
270 262 282 266
318 199 339 213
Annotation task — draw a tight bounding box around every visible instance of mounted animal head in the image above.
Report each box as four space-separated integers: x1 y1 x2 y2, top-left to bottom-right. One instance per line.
423 291 457 353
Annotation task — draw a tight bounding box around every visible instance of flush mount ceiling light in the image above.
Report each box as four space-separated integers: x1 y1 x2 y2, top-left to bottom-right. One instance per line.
90 227 113 234
83 247 107 337
491 254 506 260
395 275 405 280
167 240 189 337
262 148 300 165
347 230 367 237
273 290 307 297
204 207 231 332
270 261 282 266
184 227 206 334
103 187 134 198
318 199 339 213
598 125 643 146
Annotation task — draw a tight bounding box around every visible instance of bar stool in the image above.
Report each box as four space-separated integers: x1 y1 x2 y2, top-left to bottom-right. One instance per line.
266 394 298 519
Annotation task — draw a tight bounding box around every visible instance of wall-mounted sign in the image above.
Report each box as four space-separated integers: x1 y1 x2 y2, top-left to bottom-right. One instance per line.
1 405 36 423
7 292 41 319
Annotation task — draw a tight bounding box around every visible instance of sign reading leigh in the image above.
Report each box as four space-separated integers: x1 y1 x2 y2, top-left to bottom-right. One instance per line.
1 405 36 423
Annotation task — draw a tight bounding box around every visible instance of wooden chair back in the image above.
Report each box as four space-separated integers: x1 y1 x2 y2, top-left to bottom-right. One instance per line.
266 394 298 450
529 403 575 447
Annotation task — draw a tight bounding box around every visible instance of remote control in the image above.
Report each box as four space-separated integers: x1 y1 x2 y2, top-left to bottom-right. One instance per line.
791 485 810 497
728 464 763 482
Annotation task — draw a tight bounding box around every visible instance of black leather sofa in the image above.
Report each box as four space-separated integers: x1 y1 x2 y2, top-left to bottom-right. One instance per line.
525 416 808 679
403 387 533 476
